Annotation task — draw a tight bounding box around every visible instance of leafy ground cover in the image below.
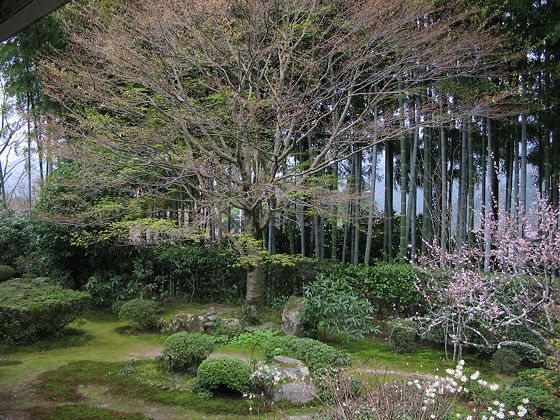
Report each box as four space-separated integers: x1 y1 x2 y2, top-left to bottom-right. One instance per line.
0 302 508 419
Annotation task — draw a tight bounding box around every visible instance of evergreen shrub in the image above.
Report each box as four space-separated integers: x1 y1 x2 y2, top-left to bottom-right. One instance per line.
492 348 521 375
0 265 16 282
162 332 217 372
0 279 90 343
196 356 252 395
118 298 159 330
266 335 352 371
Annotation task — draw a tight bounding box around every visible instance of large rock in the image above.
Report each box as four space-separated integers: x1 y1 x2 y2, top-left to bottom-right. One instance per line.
270 356 315 404
281 296 306 337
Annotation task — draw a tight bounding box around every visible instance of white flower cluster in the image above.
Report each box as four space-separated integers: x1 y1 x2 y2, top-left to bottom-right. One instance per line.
250 364 289 386
408 360 529 419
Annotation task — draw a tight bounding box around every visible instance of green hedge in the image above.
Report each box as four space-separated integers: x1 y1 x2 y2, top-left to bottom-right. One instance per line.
0 279 90 343
0 265 16 282
266 335 352 371
319 263 426 318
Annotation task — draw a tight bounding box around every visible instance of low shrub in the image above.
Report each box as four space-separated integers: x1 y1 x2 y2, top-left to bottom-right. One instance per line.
492 347 521 375
0 265 16 282
162 332 217 372
511 368 560 395
500 386 560 418
196 356 252 396
240 304 259 325
390 325 418 354
302 273 378 341
118 298 159 330
0 279 90 343
266 335 352 372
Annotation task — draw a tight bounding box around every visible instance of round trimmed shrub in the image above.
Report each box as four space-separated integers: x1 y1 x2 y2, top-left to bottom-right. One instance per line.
118 298 159 330
162 332 217 372
492 348 521 375
197 356 252 395
511 368 560 392
0 265 16 282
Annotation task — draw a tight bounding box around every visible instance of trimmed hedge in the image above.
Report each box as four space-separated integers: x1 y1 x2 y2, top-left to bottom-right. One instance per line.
266 335 352 371
0 279 90 343
0 265 16 282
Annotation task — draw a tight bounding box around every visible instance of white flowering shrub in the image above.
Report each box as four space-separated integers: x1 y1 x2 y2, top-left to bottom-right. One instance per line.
309 360 530 420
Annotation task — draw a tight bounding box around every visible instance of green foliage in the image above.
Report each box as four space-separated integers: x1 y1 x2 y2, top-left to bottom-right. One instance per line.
196 356 252 396
266 335 352 372
500 387 560 419
0 279 90 343
0 265 16 281
0 210 32 267
511 368 560 394
302 273 378 341
491 348 521 375
162 332 217 372
118 298 159 330
390 322 418 354
154 243 244 303
333 263 426 318
229 329 282 369
240 304 259 325
28 404 149 420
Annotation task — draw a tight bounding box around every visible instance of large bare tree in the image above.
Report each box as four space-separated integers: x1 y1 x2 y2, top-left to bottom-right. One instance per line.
43 0 498 304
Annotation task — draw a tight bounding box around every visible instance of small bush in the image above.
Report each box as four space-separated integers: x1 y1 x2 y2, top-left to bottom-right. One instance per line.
391 325 417 354
500 386 560 418
266 335 352 372
492 348 521 375
118 298 159 330
302 273 378 341
0 265 16 282
241 304 259 325
0 279 90 343
197 356 252 396
511 368 560 394
162 332 217 372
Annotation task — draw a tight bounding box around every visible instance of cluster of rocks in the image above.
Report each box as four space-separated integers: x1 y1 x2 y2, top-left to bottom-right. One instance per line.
161 296 312 403
163 307 242 334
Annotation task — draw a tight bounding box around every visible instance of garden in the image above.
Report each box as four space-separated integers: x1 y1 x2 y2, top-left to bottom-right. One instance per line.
1 205 559 420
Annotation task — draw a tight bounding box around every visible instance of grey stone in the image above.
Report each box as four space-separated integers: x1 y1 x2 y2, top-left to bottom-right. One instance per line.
273 381 315 404
281 296 306 337
269 356 314 403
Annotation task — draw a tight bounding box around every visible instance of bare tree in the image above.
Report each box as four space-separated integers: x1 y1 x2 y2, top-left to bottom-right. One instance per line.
43 0 500 304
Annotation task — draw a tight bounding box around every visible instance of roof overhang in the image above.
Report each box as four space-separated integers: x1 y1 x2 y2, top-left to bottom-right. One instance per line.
0 0 70 42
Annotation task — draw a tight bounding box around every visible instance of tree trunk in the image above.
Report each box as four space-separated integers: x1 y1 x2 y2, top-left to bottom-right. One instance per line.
467 121 475 247
407 112 419 262
457 119 468 247
365 143 378 265
353 148 362 265
399 83 408 263
331 162 339 260
421 127 432 255
484 117 493 272
244 211 263 306
439 101 447 259
520 114 528 215
384 142 393 260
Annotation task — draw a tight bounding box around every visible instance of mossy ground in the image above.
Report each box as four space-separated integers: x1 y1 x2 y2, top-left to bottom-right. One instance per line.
0 301 507 419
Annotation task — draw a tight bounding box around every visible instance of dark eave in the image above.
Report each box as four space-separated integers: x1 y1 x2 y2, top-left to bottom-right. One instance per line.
0 0 70 42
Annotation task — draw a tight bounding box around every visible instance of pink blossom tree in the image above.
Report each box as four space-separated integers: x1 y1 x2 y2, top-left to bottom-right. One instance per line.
412 194 560 361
